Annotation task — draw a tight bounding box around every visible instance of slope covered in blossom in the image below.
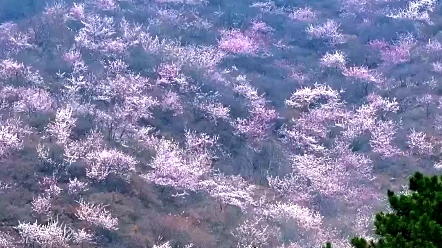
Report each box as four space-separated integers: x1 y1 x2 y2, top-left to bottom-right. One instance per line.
0 0 439 247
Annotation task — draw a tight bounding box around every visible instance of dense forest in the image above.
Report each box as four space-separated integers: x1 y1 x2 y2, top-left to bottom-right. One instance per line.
0 0 440 247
